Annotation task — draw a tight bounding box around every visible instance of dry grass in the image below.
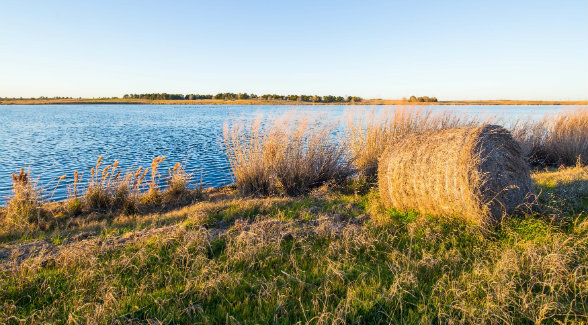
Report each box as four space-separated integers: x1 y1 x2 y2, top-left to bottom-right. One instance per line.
546 109 588 166
224 115 350 196
512 109 588 167
378 125 534 226
267 118 350 195
223 118 275 195
84 156 119 211
164 162 195 204
0 166 586 324
346 108 479 178
1 169 43 232
2 110 588 322
0 157 201 237
346 108 588 181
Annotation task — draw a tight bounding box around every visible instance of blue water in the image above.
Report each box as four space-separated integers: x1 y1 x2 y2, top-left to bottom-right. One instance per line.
0 104 582 202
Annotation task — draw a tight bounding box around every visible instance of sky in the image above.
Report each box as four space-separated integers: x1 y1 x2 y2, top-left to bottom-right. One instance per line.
0 0 586 100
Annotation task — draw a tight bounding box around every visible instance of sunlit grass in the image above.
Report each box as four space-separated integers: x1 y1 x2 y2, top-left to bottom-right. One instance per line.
0 166 587 324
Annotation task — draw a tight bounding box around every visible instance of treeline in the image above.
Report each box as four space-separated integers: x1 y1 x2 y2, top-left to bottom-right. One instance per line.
0 96 116 100
122 93 362 103
407 96 438 102
1 96 78 100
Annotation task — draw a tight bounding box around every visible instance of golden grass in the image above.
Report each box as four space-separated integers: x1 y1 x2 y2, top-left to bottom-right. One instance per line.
0 166 587 324
2 169 43 232
0 157 201 237
223 118 274 195
546 109 588 166
1 109 587 235
512 109 588 167
267 118 350 195
224 115 350 196
346 108 479 177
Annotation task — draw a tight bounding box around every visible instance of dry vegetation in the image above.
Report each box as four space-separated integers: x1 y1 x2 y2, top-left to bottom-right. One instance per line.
1 109 588 324
345 108 479 178
224 116 350 196
0 156 202 239
511 109 588 167
0 166 587 324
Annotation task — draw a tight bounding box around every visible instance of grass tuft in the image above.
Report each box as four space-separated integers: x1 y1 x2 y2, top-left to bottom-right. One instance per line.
224 115 350 196
2 168 43 231
512 108 588 167
346 108 478 179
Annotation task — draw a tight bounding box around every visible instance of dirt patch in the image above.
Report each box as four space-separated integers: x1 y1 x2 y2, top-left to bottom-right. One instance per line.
0 225 181 271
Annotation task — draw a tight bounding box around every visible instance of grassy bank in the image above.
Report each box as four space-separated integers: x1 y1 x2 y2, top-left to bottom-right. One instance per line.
2 109 588 324
1 98 586 106
1 166 587 324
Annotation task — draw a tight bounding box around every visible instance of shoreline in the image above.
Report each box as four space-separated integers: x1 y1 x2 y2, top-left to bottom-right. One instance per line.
1 98 586 106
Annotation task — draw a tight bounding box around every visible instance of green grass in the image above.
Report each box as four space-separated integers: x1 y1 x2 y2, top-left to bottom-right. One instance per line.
1 168 588 324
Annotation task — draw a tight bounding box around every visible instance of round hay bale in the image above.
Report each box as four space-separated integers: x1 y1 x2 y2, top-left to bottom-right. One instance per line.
378 124 534 226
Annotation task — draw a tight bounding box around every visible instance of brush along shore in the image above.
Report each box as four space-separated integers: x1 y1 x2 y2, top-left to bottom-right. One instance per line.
1 166 588 324
1 97 586 106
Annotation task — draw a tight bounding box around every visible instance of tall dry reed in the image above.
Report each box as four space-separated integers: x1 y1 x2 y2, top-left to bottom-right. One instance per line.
223 115 350 196
346 108 479 178
546 109 588 166
511 109 588 167
85 156 120 211
165 162 195 203
267 118 350 195
224 118 274 195
65 170 83 216
2 168 43 231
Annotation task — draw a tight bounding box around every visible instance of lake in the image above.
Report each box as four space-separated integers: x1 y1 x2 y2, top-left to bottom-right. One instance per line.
0 104 583 202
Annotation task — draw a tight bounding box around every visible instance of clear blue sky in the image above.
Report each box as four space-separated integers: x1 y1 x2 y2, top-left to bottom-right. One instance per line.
1 0 586 100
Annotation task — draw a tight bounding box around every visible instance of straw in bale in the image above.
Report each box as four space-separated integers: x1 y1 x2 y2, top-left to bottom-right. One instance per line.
378 124 534 225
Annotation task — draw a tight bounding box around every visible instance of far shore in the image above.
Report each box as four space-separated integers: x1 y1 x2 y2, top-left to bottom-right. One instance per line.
1 98 586 106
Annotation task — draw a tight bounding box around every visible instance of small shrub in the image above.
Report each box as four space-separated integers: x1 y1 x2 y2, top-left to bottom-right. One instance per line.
66 197 83 216
166 162 190 197
65 170 83 216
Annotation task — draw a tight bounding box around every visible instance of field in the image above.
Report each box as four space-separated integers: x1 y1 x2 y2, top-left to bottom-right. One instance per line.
0 98 586 106
1 109 588 324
